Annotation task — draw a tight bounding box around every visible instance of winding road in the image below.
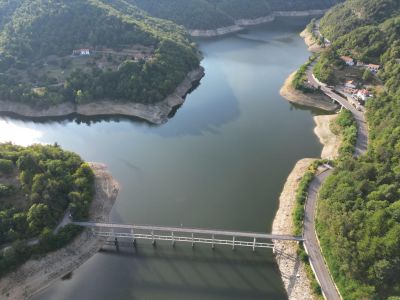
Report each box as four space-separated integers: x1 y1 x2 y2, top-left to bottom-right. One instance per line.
303 64 368 299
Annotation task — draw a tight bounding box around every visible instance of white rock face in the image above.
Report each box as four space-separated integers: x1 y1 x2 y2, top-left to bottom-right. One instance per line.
0 67 205 125
189 10 328 37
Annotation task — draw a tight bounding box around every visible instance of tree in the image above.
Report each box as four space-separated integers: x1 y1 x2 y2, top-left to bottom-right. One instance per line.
0 159 13 174
27 203 52 234
362 69 373 82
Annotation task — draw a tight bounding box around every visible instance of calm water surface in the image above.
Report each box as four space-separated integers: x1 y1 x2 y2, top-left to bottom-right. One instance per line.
3 17 323 300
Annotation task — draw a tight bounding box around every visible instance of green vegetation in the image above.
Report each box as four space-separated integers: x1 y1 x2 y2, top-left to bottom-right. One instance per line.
0 0 199 108
314 1 400 85
0 143 94 276
292 56 318 93
311 0 400 298
331 109 357 157
320 0 400 41
292 159 331 299
131 0 342 30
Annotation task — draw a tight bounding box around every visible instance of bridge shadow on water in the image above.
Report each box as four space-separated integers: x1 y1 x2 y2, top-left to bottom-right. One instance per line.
91 242 286 299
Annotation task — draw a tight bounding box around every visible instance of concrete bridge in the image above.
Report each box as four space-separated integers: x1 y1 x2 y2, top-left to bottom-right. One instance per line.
73 222 303 251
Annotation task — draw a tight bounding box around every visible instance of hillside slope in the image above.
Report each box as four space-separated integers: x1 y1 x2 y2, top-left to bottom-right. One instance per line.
312 1 400 299
0 0 200 108
130 0 343 30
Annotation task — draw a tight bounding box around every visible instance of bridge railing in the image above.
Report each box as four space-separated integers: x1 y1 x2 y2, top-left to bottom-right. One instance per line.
74 222 303 251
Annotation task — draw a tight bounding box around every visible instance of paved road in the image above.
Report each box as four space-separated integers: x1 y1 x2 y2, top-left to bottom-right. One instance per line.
303 169 338 299
306 63 368 155
302 64 368 299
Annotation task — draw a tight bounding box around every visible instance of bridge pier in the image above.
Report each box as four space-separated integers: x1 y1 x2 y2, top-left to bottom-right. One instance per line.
171 231 175 247
211 234 215 250
252 237 256 252
151 230 156 247
232 236 236 250
114 237 119 251
131 229 136 248
191 233 195 248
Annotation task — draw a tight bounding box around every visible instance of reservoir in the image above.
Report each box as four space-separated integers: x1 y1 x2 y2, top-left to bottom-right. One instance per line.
4 17 322 300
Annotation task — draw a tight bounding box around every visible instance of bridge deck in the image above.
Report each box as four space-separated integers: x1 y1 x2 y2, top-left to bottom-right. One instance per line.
73 222 303 242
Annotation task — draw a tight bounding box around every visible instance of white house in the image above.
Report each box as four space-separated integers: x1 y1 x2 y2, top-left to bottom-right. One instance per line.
72 49 91 56
340 56 355 66
356 89 371 101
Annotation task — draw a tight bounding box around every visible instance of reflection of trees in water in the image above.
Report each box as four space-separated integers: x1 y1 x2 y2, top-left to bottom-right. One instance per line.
0 70 241 137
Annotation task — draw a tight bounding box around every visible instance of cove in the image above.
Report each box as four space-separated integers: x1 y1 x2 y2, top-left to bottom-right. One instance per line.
3 17 322 300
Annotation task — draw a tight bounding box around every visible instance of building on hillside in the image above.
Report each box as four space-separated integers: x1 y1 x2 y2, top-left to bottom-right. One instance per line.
356 89 371 102
345 80 357 89
366 64 380 73
356 61 365 67
72 49 91 56
344 87 358 95
340 55 355 66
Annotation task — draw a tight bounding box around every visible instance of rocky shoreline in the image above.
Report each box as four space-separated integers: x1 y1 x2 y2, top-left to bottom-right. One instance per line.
280 71 338 112
300 29 324 53
189 10 327 37
0 163 119 300
0 67 205 125
272 114 341 300
272 18 345 298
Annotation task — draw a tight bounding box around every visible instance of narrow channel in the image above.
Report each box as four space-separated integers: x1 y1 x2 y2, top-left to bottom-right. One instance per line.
3 17 322 300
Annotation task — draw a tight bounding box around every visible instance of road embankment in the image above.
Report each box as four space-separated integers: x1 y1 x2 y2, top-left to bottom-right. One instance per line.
0 67 205 125
299 29 324 53
280 72 338 112
0 163 119 300
272 158 316 300
313 114 341 160
273 111 342 300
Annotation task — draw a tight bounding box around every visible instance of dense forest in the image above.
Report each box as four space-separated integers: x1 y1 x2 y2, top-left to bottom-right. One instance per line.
0 0 200 107
311 0 400 298
0 143 94 276
131 0 343 30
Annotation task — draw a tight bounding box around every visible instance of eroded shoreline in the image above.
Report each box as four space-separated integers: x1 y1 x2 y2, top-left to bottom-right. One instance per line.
280 72 337 112
0 163 120 300
272 114 340 299
0 67 205 125
189 10 327 37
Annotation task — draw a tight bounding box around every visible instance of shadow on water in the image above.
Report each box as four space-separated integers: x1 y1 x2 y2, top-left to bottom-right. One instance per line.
0 69 241 138
91 243 282 299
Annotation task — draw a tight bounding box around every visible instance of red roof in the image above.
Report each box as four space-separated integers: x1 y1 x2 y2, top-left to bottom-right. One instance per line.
340 56 354 62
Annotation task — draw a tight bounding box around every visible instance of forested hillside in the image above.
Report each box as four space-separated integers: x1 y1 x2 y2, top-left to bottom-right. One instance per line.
320 0 400 40
131 0 342 30
0 0 199 107
312 0 400 299
0 143 94 276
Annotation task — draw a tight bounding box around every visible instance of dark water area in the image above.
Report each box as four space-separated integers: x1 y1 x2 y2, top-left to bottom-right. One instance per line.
2 17 323 300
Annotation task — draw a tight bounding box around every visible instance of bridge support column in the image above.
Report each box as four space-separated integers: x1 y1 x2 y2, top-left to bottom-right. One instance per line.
232 236 235 250
151 230 156 247
171 231 175 247
211 234 215 250
114 237 119 252
191 233 195 248
131 229 136 248
252 237 256 252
